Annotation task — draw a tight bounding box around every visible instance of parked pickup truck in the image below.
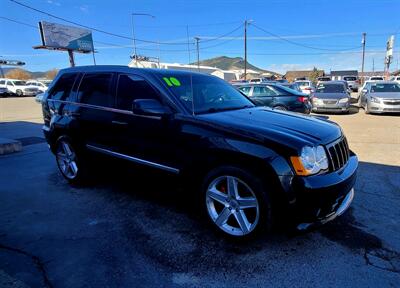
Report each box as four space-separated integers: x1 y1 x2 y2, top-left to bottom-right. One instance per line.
0 78 40 96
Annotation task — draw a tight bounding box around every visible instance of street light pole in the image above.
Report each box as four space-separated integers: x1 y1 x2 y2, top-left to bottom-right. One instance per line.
361 32 366 84
194 37 200 71
131 13 155 64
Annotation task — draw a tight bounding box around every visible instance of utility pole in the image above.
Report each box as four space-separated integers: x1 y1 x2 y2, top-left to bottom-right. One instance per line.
186 25 191 65
194 37 200 71
372 58 375 72
131 13 155 65
361 32 366 84
244 20 248 81
244 20 253 81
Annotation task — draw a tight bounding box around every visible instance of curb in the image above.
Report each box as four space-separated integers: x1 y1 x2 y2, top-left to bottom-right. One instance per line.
0 138 22 155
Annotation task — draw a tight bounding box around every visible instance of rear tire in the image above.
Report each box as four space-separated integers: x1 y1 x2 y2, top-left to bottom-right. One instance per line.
16 90 23 97
55 136 88 185
202 166 273 239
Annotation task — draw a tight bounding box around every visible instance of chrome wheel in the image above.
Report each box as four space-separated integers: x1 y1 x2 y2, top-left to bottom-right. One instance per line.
56 140 78 179
206 176 260 236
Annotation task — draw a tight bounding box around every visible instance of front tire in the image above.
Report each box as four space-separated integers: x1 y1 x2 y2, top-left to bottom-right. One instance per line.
16 90 23 97
202 166 272 239
55 136 88 185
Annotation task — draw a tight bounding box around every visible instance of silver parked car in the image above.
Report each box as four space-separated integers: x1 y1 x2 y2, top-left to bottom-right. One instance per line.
343 76 359 92
359 81 400 114
311 81 351 113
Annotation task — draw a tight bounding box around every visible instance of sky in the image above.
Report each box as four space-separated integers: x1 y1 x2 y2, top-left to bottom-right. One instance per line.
1 0 400 74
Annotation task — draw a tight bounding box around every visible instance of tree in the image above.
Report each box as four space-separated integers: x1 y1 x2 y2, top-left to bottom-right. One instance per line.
45 69 59 80
5 69 31 80
309 67 321 84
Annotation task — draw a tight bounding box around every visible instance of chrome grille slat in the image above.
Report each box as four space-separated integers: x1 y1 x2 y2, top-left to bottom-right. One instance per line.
326 137 350 172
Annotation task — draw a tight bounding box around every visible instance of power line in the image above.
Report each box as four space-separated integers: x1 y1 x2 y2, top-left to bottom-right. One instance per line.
197 24 243 43
0 16 38 28
9 0 189 45
251 23 362 51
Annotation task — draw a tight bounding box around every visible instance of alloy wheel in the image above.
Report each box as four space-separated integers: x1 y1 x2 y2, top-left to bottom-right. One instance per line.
206 176 260 236
56 140 78 179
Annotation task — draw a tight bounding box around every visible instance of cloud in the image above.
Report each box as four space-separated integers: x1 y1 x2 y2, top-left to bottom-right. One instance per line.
46 0 61 6
79 5 89 12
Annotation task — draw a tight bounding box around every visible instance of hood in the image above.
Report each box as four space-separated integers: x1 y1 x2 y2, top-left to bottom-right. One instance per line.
197 107 342 150
370 92 400 99
313 92 348 99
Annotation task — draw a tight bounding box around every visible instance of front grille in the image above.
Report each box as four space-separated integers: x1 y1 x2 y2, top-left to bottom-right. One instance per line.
25 88 38 92
326 137 350 171
383 100 400 105
383 108 400 112
323 99 338 105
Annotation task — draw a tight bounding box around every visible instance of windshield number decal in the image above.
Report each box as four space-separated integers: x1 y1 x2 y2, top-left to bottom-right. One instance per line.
163 77 181 87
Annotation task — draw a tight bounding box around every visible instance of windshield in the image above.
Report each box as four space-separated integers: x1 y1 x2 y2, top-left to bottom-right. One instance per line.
13 81 26 86
344 76 357 81
318 77 330 81
316 84 346 93
370 83 400 93
370 77 384 80
296 81 309 87
159 73 254 114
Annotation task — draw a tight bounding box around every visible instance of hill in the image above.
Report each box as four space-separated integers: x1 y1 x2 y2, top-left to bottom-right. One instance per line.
0 68 50 79
192 56 280 75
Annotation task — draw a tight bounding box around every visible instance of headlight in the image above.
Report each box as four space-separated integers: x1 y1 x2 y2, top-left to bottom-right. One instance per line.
370 97 380 103
339 98 349 103
312 97 323 104
290 146 329 176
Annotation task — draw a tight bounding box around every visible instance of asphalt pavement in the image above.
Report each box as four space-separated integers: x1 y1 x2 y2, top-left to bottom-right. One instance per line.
0 97 399 287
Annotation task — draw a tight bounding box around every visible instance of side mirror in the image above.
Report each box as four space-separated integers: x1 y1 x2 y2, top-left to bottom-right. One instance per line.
362 89 368 94
132 99 172 117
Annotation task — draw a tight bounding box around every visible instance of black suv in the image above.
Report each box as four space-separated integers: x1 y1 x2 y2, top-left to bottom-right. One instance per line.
42 66 357 238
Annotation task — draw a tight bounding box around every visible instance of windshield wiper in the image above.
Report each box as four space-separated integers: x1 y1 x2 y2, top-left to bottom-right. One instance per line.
198 105 253 114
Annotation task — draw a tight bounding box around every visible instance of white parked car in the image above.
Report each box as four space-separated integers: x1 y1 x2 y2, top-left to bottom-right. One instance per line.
26 80 50 93
0 79 40 96
295 80 315 95
369 76 384 81
391 76 400 83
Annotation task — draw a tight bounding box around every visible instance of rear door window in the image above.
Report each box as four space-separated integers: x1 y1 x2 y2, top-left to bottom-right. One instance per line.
78 73 114 107
48 73 77 101
238 86 251 96
116 74 160 111
252 86 279 97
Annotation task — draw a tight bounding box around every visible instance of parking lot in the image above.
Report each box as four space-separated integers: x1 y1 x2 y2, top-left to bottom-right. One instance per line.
0 96 399 287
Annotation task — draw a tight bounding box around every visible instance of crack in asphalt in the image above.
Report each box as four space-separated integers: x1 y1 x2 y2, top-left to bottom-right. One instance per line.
319 209 400 274
0 243 53 288
364 247 400 274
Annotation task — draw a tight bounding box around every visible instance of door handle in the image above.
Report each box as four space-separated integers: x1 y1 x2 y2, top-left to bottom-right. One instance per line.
112 120 128 125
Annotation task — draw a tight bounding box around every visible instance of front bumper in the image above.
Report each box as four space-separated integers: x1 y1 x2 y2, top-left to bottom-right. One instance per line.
368 101 400 113
23 91 38 96
312 102 349 113
290 153 358 229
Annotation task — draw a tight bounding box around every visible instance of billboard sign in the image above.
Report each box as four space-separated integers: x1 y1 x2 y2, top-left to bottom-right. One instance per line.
385 35 395 64
39 21 93 52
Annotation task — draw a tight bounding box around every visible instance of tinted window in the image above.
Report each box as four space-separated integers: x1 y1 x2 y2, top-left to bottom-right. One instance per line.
0 80 5 85
238 86 251 96
370 83 400 93
78 73 114 107
116 74 160 110
296 81 310 87
158 73 254 114
252 86 279 97
48 73 77 101
316 84 346 93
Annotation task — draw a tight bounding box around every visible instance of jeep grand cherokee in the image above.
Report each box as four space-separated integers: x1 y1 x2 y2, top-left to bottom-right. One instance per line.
42 66 358 238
